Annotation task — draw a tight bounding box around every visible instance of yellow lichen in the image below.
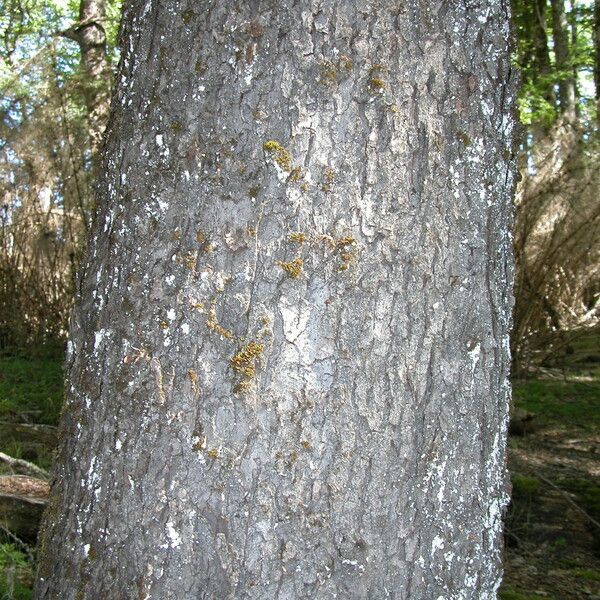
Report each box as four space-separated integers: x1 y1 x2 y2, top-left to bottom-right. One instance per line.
338 249 357 271
289 167 303 182
263 140 293 171
230 341 264 379
318 56 353 85
159 321 169 330
187 369 199 394
229 341 264 386
233 380 253 394
288 232 306 244
277 258 303 279
207 448 219 459
183 252 196 270
336 236 356 247
248 185 261 198
368 64 386 91
322 167 335 191
206 301 234 339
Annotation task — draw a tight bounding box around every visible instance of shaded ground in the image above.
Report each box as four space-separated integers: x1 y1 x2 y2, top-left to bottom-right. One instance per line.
0 338 599 599
501 337 600 600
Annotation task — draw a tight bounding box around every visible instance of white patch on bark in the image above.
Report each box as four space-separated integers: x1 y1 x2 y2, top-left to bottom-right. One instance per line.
164 521 182 549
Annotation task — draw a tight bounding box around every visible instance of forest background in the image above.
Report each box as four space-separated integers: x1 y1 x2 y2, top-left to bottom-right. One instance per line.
0 0 598 598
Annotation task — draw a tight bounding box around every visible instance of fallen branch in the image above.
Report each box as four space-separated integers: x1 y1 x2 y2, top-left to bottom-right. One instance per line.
534 471 600 531
0 452 50 481
0 522 35 561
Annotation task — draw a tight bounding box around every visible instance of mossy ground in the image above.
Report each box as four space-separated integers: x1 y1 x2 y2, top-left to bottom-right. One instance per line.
0 352 64 427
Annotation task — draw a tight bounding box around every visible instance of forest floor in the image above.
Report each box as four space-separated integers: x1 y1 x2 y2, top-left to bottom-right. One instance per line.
502 376 600 599
0 334 599 599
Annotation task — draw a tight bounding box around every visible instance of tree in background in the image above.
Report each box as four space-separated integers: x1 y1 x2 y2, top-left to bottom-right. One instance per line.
34 1 516 597
0 0 120 350
512 0 600 371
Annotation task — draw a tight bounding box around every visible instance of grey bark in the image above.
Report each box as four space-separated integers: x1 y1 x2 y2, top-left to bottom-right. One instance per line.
35 1 516 599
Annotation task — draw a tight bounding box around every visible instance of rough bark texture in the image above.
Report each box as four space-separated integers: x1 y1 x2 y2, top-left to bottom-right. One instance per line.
35 2 516 599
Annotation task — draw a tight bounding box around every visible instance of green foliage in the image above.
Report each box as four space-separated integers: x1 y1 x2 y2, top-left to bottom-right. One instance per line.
0 543 33 600
512 0 597 125
0 355 64 425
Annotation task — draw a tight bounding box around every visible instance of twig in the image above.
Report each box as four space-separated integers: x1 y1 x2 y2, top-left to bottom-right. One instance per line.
534 471 600 530
0 523 35 562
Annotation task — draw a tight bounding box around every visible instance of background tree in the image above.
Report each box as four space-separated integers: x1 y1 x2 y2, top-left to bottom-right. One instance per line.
34 1 516 598
0 0 120 351
512 0 600 371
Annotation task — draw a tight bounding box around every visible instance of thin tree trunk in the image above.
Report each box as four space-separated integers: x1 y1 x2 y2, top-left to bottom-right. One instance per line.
62 0 112 182
551 0 577 118
35 2 516 598
533 0 555 108
594 0 600 115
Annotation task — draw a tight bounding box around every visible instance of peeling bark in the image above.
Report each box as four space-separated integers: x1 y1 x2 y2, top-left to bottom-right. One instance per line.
35 2 516 599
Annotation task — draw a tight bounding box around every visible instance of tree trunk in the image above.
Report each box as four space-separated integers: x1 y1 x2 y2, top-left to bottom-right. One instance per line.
35 2 516 599
594 0 600 111
532 0 555 109
63 0 112 183
551 0 577 118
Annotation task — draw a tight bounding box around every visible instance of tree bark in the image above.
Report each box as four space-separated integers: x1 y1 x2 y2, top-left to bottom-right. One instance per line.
35 1 516 599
